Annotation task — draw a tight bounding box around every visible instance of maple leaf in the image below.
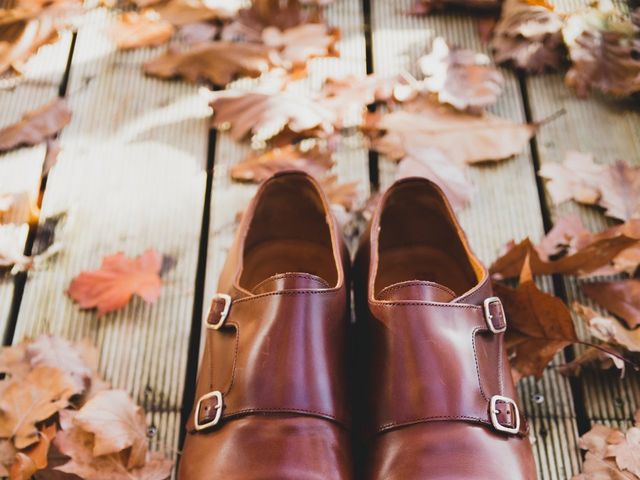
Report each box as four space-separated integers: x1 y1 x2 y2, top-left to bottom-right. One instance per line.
153 0 238 26
493 256 578 380
144 42 275 86
574 303 640 354
489 218 639 279
368 97 535 164
419 37 504 113
491 0 565 73
74 390 147 469
563 4 640 97
262 23 339 69
539 151 604 206
0 367 75 449
0 17 58 76
581 280 640 329
67 249 164 317
55 411 172 480
231 144 334 182
108 11 175 50
209 87 335 142
396 145 474 210
0 98 71 152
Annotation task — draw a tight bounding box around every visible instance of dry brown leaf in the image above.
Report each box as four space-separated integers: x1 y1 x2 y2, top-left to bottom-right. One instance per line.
582 280 640 329
319 174 359 212
67 249 163 317
74 390 147 469
600 161 640 222
491 0 565 73
409 0 499 16
8 423 56 480
0 17 58 75
231 144 334 182
210 88 335 142
144 42 274 86
494 256 578 380
419 37 504 112
0 367 75 449
368 97 535 164
558 346 625 377
539 151 604 206
575 303 640 353
55 411 172 480
396 145 473 210
108 11 175 50
0 98 71 152
154 0 237 26
262 23 338 69
564 4 640 97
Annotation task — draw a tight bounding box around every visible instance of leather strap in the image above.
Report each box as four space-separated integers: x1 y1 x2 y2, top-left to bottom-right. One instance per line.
187 290 350 433
367 299 527 437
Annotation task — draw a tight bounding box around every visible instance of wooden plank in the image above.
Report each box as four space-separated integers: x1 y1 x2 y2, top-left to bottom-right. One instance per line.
370 1 582 477
11 9 210 469
525 0 640 431
0 32 73 339
200 0 371 345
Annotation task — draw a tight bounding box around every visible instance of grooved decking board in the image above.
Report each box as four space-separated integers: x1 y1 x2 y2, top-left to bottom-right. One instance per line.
525 0 640 431
200 0 370 348
11 9 210 470
370 1 581 478
0 32 73 339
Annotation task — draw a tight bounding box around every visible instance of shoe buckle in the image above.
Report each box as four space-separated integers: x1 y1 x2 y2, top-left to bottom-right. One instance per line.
194 390 223 431
490 395 520 435
207 293 232 330
483 296 507 334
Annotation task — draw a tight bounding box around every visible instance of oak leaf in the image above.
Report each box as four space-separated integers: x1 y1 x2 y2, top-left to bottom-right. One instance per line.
396 145 473 210
419 37 504 113
209 88 335 141
231 144 334 182
368 97 535 164
144 41 274 86
74 390 147 469
563 4 640 97
493 256 578 380
0 367 75 449
108 11 175 50
491 0 565 73
0 98 71 152
67 249 163 317
262 23 338 69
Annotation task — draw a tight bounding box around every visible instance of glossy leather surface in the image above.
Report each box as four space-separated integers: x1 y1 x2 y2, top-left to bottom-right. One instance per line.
354 177 537 480
179 171 352 479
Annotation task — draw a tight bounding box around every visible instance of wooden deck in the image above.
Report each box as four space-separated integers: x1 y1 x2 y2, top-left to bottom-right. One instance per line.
1 0 638 478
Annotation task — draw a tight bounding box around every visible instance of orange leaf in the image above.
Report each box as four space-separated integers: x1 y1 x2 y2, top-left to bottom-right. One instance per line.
67 249 163 317
108 11 175 50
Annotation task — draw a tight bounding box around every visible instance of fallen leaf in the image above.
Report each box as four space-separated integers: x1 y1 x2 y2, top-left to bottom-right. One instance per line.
67 249 163 317
0 367 75 449
535 214 590 260
396 145 473 210
409 0 499 16
558 346 625 377
108 11 175 50
0 98 71 152
55 411 172 480
368 97 535 164
574 303 640 353
599 160 640 221
154 0 237 26
419 37 503 113
262 23 338 69
210 87 335 141
491 0 565 73
607 427 640 478
231 144 334 182
144 42 275 86
0 439 17 477
574 452 636 479
74 390 147 469
9 423 56 480
0 17 58 75
581 280 640 329
563 4 640 97
319 174 359 212
493 256 578 380
539 151 604 206
176 21 217 44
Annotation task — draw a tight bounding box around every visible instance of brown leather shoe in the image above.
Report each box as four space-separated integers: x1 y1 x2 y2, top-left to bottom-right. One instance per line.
354 178 537 480
179 171 353 480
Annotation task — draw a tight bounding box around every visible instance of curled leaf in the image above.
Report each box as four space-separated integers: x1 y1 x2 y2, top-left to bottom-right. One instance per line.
0 99 71 152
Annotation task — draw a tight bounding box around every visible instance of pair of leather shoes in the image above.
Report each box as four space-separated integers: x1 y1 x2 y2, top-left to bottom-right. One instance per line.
179 171 537 479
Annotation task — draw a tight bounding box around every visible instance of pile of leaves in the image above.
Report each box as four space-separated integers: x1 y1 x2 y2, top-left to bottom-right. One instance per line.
0 334 172 479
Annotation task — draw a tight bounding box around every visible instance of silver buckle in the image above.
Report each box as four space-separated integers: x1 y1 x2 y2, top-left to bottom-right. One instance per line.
194 390 223 431
208 293 232 330
483 296 507 334
490 395 520 434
